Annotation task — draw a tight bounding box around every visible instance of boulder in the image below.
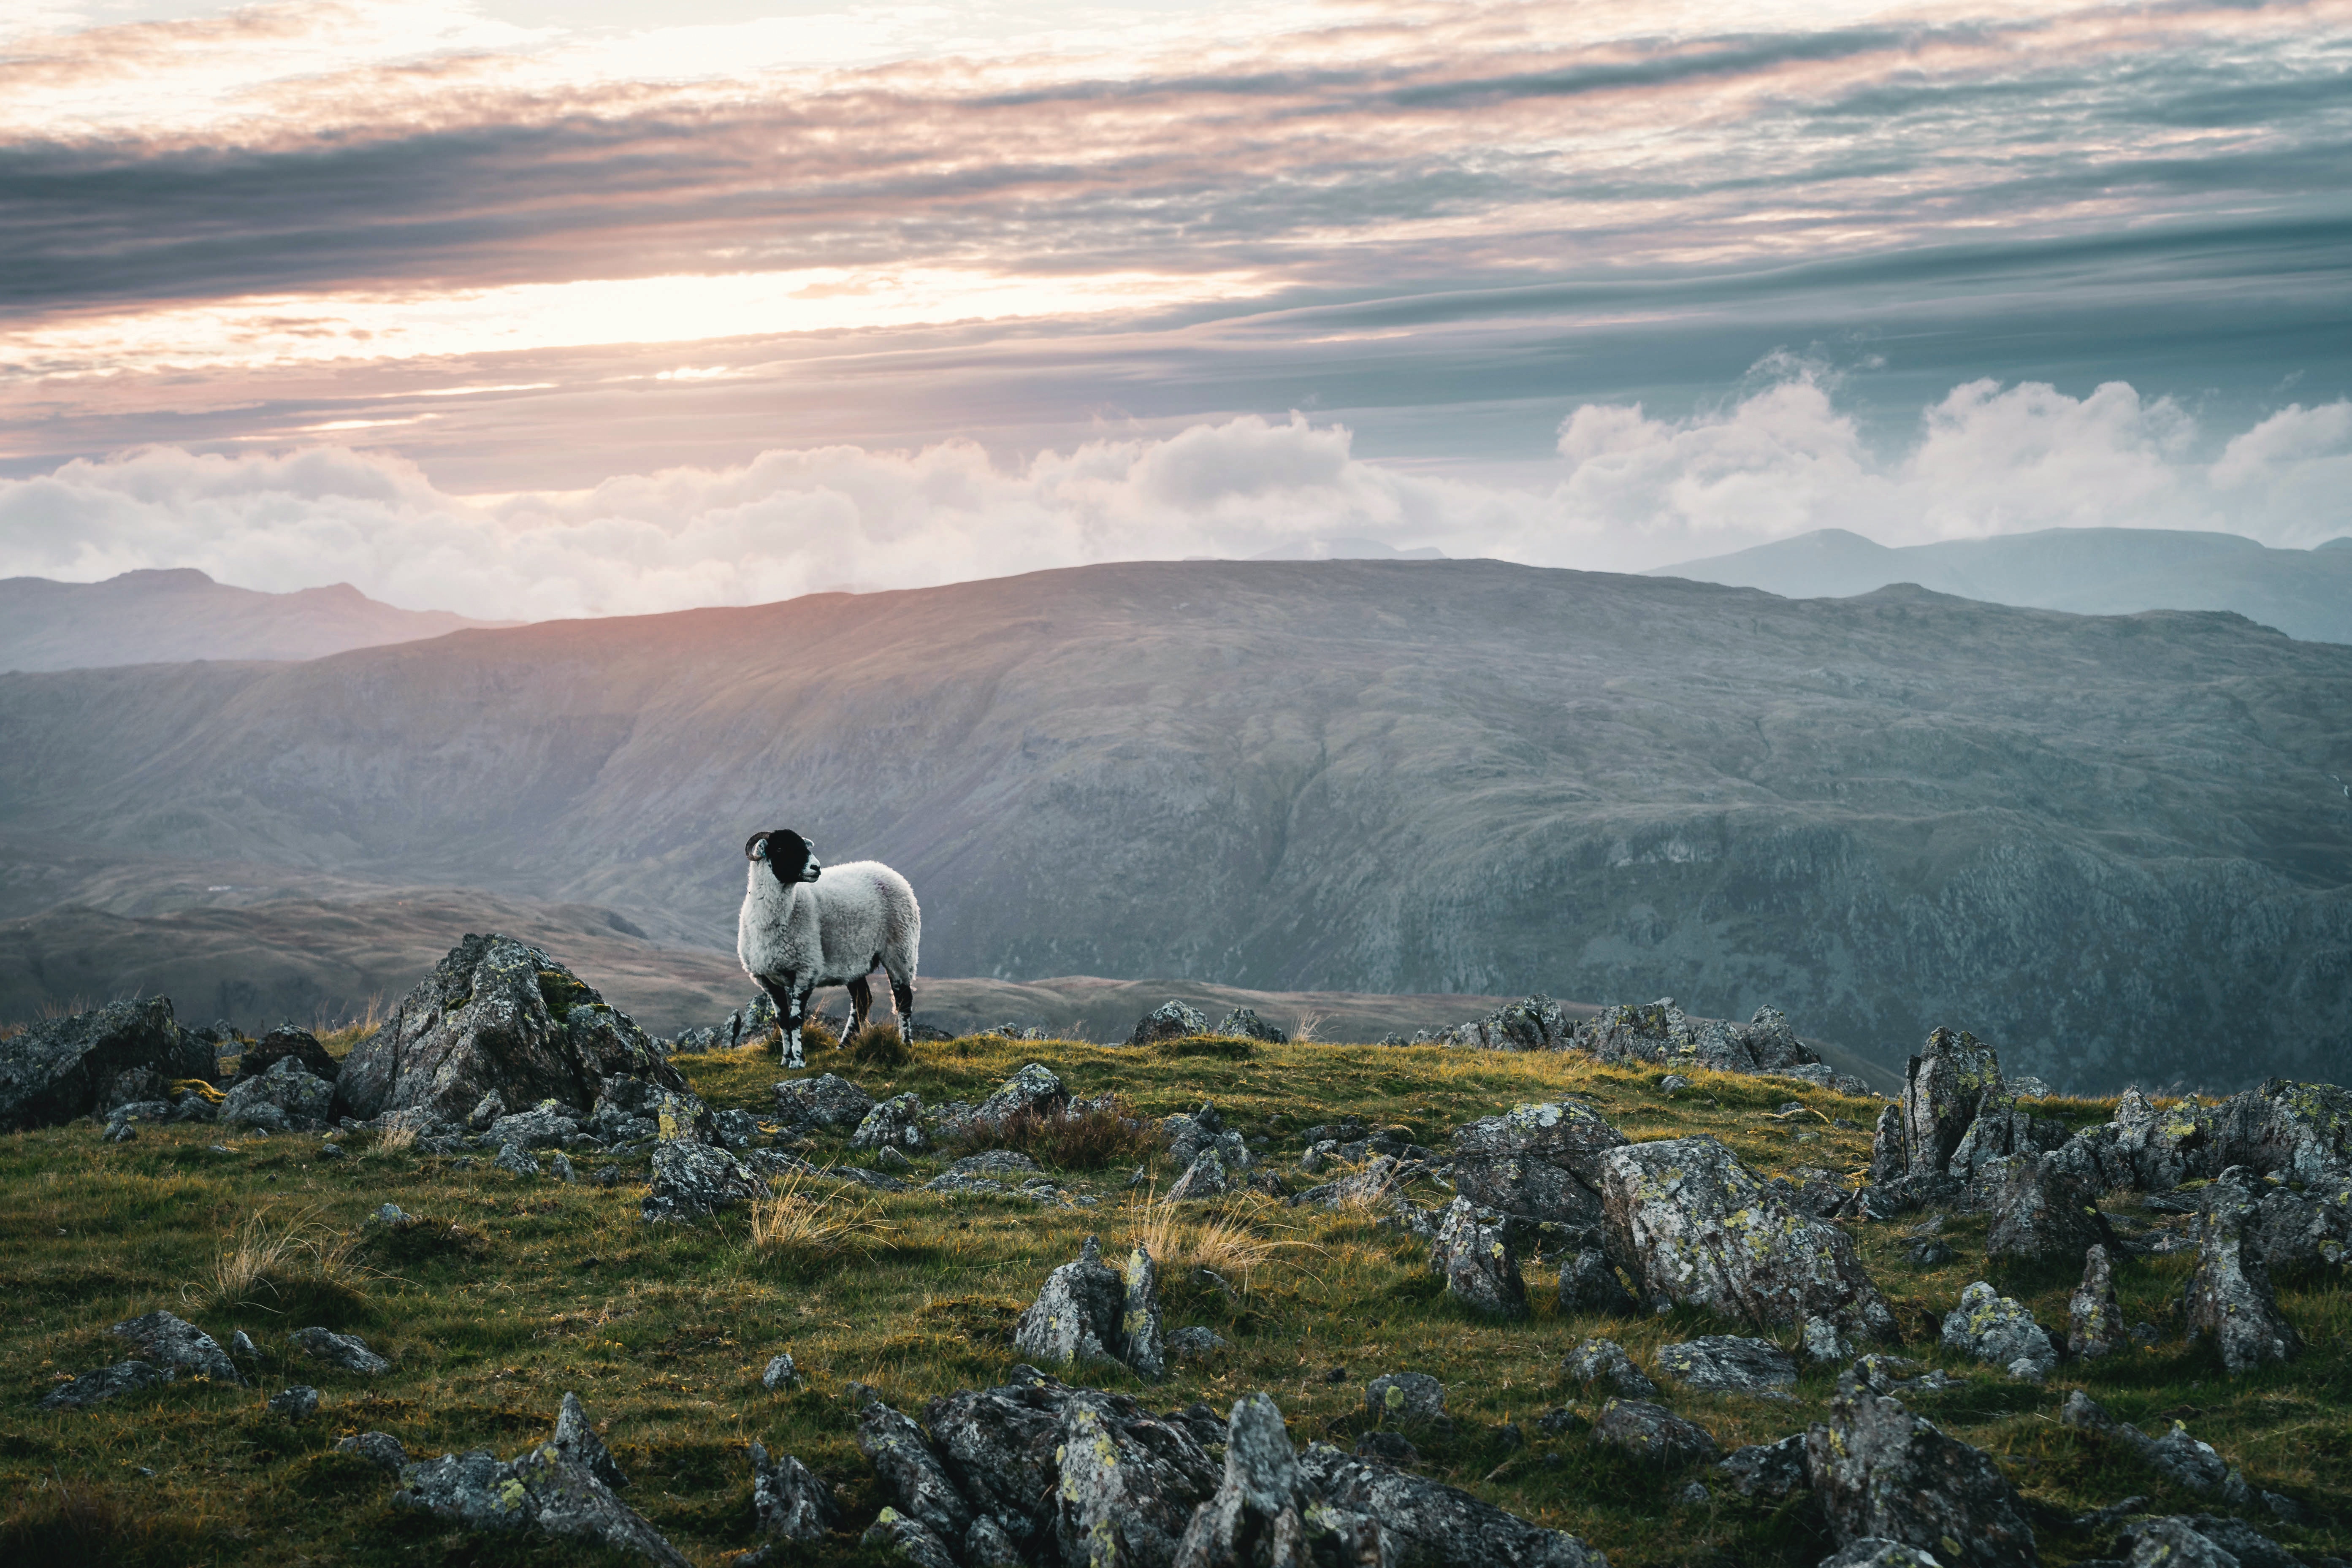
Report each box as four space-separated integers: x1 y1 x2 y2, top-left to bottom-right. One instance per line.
271 1385 322 1418
641 1140 765 1223
772 1072 875 1132
2202 1079 2352 1186
1167 1327 1229 1364
1167 1149 1234 1202
233 1026 339 1085
851 1093 929 1153
1558 1248 1641 1318
219 1055 338 1133
395 1394 688 1567
863 1509 959 1568
1897 1027 2005 1180
2123 1517 2298 1568
1165 1102 1254 1172
338 935 682 1124
1214 1008 1289 1044
1013 1236 1129 1373
1564 1338 1658 1399
2058 1392 2234 1497
1805 1384 2038 1568
1174 1391 1380 1568
1296 1439 1610 1568
2184 1170 2303 1373
0 998 211 1131
2067 1244 2124 1361
1598 1136 1896 1343
924 1368 1073 1541
1365 1371 1448 1425
1983 1151 2116 1263
291 1326 390 1374
761 1352 803 1391
1431 1196 1529 1318
1122 1244 1167 1380
1574 998 1820 1076
1129 1001 1210 1047
1718 1434 1810 1500
966 1064 1068 1130
858 1400 974 1545
40 1360 173 1409
1940 1284 2057 1381
1591 1399 1721 1465
486 1104 580 1151
1425 994 1580 1052
745 1439 839 1545
337 1432 409 1472
1449 1102 1628 1227
1052 1388 1222 1568
1653 1336 1798 1398
111 1308 243 1384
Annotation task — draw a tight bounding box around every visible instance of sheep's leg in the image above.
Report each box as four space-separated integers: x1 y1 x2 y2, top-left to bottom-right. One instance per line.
781 980 816 1069
888 972 916 1043
846 976 874 1039
751 975 794 1048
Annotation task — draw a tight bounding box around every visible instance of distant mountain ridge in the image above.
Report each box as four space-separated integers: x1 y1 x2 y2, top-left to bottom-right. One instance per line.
1649 526 2352 644
0 568 510 671
2 558 2349 1091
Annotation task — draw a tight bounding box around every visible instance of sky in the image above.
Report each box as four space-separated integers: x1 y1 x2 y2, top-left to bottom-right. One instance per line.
1 0 2349 618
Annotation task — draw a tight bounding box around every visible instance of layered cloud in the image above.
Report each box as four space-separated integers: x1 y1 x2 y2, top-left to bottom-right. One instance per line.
7 374 2348 619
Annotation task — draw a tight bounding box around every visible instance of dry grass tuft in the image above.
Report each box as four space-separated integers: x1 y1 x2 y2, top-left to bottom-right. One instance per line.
187 1204 377 1314
314 996 385 1056
1124 1189 1312 1290
843 1020 910 1067
1293 1010 1327 1043
747 1171 893 1264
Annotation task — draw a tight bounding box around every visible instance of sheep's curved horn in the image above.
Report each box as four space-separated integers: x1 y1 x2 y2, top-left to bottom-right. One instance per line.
745 831 770 861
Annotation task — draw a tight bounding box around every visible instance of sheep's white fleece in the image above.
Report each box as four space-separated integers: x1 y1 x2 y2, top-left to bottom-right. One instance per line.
737 858 921 1004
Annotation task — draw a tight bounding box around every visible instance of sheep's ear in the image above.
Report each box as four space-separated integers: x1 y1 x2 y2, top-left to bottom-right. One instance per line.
745 832 770 861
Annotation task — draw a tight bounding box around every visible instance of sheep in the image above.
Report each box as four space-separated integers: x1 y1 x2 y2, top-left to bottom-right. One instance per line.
737 828 921 1067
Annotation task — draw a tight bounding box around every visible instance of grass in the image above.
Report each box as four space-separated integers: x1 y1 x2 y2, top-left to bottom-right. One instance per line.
0 1031 2344 1568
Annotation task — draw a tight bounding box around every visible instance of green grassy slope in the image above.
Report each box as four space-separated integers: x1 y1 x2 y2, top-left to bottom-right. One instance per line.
2 1034 2343 1567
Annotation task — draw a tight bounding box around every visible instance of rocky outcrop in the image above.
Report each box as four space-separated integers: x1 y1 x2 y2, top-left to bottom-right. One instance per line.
965 1064 1070 1130
291 1326 390 1374
2067 1245 2123 1360
1053 1388 1222 1568
641 1140 766 1223
742 1440 837 1552
2058 1392 2238 1498
1806 1383 2038 1568
0 998 211 1131
1940 1283 2058 1381
1449 1102 1628 1227
852 1092 929 1153
772 1072 875 1132
1653 1337 1798 1398
338 935 682 1124
111 1309 243 1384
1165 1102 1253 1173
1130 1001 1210 1047
1881 1027 2005 1188
1591 1400 1721 1466
2184 1170 2303 1373
1983 1150 2116 1264
1598 1136 1896 1343
1565 1338 1658 1400
1577 999 1821 1077
1420 994 1580 1051
1012 1236 1168 1380
1167 1150 1234 1202
1214 1008 1289 1044
1717 1434 1810 1500
1298 1441 1608 1567
1431 1197 1529 1317
396 1393 688 1567
40 1360 173 1409
1558 1249 1641 1317
231 1025 339 1085
219 1055 336 1133
1172 1392 1383 1568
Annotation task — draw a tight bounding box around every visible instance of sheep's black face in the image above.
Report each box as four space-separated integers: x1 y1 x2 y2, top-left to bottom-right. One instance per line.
759 829 822 886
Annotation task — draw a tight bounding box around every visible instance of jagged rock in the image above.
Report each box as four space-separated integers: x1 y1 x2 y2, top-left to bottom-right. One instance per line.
1122 1244 1166 1380
1449 1101 1629 1227
218 1056 338 1133
1946 1089 2076 1192
772 1072 875 1132
1591 1399 1721 1465
1654 1336 1799 1397
1431 1196 1529 1317
1165 1102 1255 1172
1820 1543 1945 1568
641 1140 764 1223
1130 1001 1210 1047
761 1352 803 1391
396 1394 688 1567
1718 1434 1810 1499
111 1309 243 1384
1806 1384 2037 1568
292 1326 390 1374
469 1090 509 1131
1565 1338 1658 1399
2132 1517 2299 1568
1426 994 1580 1052
922 1368 1073 1542
864 1509 959 1568
967 1063 1069 1129
1574 998 1819 1076
1214 1008 1289 1043
2056 1390 2235 1497
2122 1519 2237 1568
944 1148 1043 1180
233 1025 339 1085
652 1087 716 1143
495 1143 543 1179
1599 1136 1897 1341
1168 1149 1234 1202
270 1385 322 1417
1940 1284 2057 1380
1174 1393 1384 1568
967 1515 1029 1568
2249 1183 2352 1273
1355 1430 1420 1467
1897 1027 2005 1180
1297 1438 1610 1567
2069 1245 2124 1360
338 1431 409 1472
1558 1248 1642 1317
2203 1079 2352 1186
1983 1151 2116 1263
703 1108 757 1150
1167 1327 1229 1363
1053 1387 1222 1568
341 935 682 1124
1868 1105 1908 1185
0 997 213 1132
746 1439 838 1544
40 1360 173 1408
1366 1371 1447 1425
851 1092 928 1152
858 1400 974 1544
1014 1236 1128 1371
2184 1170 2303 1373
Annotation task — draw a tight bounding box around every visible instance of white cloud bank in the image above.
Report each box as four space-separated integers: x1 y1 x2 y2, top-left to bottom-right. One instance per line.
6 374 2348 620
